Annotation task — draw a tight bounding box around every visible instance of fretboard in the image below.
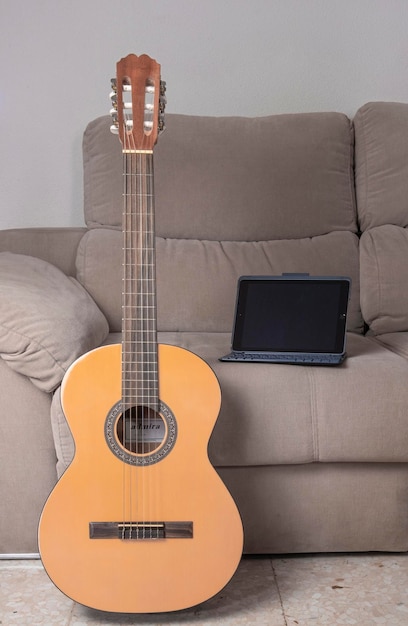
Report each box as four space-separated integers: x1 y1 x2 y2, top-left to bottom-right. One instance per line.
122 151 158 412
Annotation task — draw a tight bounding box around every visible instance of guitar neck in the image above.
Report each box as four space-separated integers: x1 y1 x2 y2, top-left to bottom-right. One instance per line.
122 151 158 411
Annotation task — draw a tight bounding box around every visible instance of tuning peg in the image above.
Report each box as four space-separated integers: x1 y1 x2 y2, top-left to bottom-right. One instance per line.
110 124 119 135
158 80 166 133
158 113 166 133
110 78 117 92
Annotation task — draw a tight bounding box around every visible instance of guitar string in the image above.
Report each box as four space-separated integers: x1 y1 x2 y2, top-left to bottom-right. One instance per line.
145 150 156 537
143 140 159 538
144 151 156 536
133 139 137 537
122 139 129 538
135 143 149 536
134 146 140 536
147 151 159 538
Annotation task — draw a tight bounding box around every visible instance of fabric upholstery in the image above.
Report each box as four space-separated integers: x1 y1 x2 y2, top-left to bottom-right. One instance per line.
373 331 408 359
0 252 109 392
360 225 408 334
83 113 357 240
0 359 57 554
76 228 363 334
50 331 121 478
220 464 408 553
0 227 86 276
354 101 408 231
172 332 408 465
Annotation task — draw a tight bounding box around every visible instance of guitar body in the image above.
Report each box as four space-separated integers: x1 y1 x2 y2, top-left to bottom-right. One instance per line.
39 343 243 613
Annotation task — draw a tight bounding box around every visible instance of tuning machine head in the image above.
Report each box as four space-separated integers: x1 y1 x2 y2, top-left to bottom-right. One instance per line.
110 78 119 135
158 80 167 133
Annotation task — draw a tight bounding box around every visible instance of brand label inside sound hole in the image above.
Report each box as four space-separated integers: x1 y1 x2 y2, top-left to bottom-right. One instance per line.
123 409 166 448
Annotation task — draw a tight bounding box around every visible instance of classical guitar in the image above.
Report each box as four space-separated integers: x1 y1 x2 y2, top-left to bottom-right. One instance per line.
38 53 243 613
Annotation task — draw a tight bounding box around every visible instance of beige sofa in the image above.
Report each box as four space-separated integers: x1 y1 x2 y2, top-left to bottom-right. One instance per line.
1 102 408 556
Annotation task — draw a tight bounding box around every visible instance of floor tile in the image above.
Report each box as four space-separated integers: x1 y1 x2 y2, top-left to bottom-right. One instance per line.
273 553 408 626
2 554 408 625
0 559 73 625
69 557 286 625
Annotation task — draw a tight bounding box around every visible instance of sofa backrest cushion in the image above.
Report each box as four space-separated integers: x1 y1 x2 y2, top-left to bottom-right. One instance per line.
83 113 357 240
360 224 408 334
355 101 408 333
354 101 408 232
76 228 363 334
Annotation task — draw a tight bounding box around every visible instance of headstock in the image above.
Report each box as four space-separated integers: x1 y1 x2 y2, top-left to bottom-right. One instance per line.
110 53 166 152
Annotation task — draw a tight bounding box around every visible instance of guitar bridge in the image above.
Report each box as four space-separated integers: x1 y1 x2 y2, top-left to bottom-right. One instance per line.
89 521 193 540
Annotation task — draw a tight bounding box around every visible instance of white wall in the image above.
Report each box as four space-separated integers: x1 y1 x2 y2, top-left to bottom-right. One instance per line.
1 0 408 229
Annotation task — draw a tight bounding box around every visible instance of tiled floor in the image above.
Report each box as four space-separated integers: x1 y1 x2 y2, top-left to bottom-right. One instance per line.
1 554 408 625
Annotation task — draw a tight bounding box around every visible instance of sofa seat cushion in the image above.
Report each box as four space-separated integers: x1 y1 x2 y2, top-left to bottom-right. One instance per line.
51 331 408 475
76 227 363 334
360 224 408 334
0 252 109 392
167 332 408 466
372 332 408 359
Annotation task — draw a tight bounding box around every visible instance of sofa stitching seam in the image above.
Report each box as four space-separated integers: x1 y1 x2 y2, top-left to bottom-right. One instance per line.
348 120 358 231
307 368 319 462
359 106 370 230
370 230 382 323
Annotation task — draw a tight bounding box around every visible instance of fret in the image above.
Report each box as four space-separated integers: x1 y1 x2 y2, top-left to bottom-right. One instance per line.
121 371 157 375
122 372 158 377
122 345 157 349
122 360 157 367
121 374 158 378
123 194 154 198
122 386 158 391
122 379 158 382
123 172 154 176
122 330 157 334
123 354 156 358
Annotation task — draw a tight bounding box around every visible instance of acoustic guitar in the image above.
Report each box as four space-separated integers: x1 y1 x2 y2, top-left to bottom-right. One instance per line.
38 53 243 613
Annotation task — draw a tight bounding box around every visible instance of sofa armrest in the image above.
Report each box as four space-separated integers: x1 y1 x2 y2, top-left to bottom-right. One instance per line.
0 227 87 276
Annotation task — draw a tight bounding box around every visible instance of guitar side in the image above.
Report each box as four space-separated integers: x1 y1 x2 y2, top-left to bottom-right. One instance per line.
38 343 243 613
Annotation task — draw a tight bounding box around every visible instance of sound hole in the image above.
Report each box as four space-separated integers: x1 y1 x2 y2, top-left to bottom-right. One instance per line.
116 406 166 455
105 400 177 466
